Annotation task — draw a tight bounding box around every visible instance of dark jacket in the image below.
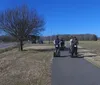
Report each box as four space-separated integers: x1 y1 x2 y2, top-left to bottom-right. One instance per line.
72 38 78 47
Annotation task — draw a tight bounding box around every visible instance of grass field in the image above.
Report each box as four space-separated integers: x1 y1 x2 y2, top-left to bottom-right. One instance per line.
0 44 53 85
78 41 100 68
1 41 100 85
79 41 100 56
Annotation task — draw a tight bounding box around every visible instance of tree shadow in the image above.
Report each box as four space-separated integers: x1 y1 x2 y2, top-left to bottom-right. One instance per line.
78 48 86 49
71 55 84 58
23 48 54 52
78 51 91 53
54 55 68 58
78 53 97 57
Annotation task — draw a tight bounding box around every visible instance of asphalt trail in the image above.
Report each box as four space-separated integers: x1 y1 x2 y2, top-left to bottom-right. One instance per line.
52 51 100 85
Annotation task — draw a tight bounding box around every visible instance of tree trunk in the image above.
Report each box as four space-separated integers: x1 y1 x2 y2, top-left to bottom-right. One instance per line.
19 40 23 51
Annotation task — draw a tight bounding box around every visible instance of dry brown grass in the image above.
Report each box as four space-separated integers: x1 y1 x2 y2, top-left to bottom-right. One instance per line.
0 45 18 54
0 44 53 85
79 41 100 68
79 41 100 55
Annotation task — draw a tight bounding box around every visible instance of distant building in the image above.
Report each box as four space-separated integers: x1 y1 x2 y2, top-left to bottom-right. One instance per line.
28 35 40 44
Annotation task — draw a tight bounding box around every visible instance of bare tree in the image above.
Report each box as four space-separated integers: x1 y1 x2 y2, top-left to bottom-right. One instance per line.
0 5 45 51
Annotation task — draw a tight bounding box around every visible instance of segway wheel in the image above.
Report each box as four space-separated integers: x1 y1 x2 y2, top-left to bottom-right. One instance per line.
58 51 60 57
54 52 56 57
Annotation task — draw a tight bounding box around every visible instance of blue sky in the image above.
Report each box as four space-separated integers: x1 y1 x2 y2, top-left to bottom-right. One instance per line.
0 0 100 36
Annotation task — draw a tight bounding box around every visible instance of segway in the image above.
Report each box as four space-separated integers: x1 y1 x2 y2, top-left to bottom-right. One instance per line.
71 45 78 57
60 40 65 51
60 44 65 51
54 45 60 57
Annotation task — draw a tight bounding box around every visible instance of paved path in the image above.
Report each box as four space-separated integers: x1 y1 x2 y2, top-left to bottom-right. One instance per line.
52 51 100 85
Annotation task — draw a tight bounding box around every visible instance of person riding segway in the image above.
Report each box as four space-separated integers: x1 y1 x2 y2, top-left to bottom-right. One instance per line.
69 36 73 53
71 37 79 57
60 38 65 50
53 36 60 57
